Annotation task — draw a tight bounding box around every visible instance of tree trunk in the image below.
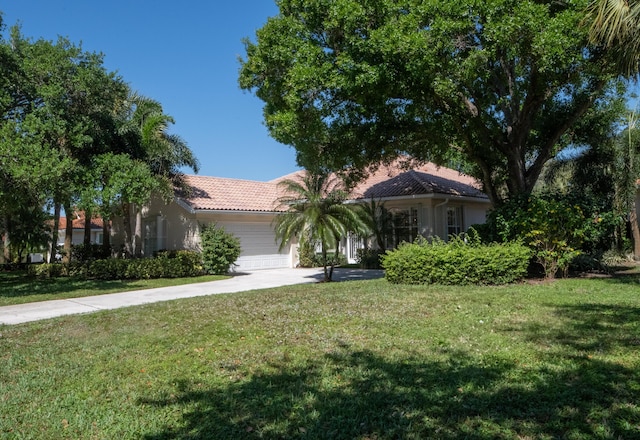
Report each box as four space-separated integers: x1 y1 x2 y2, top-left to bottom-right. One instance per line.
63 204 73 264
321 243 330 282
102 217 111 257
83 208 92 247
1 215 9 264
630 200 640 260
122 201 133 258
134 204 142 257
49 202 61 263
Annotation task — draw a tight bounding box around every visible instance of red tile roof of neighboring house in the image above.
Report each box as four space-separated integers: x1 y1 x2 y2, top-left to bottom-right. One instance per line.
177 160 487 212
58 213 104 230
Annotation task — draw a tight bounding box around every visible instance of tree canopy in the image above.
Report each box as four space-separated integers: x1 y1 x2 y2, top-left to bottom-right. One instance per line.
240 0 627 206
0 15 198 263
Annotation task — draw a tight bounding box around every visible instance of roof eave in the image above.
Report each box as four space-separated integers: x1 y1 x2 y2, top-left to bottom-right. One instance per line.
347 193 491 204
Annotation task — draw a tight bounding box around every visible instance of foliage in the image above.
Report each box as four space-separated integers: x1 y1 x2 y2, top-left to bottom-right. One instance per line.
240 0 625 205
71 243 112 262
0 20 198 263
586 0 640 76
484 194 589 278
200 223 242 275
297 236 318 268
28 251 205 281
27 263 68 279
356 248 386 269
358 198 392 251
274 171 369 281
381 234 531 285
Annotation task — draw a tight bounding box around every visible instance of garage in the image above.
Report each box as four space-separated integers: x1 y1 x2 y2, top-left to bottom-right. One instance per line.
218 221 292 271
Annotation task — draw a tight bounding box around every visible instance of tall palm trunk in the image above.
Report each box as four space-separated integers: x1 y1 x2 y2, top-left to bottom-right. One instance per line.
122 201 133 257
321 242 330 282
630 200 640 259
83 208 92 247
2 215 10 264
134 205 143 257
102 217 111 256
63 204 73 264
49 202 61 263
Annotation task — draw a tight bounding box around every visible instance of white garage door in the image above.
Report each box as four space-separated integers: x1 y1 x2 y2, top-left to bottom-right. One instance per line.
218 221 291 271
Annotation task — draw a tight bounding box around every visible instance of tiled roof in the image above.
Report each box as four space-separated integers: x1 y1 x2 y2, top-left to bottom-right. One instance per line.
58 213 104 230
178 161 487 212
178 175 284 212
350 162 487 200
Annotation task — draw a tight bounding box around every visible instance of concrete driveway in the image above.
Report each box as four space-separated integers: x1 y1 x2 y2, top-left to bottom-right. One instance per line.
0 267 385 325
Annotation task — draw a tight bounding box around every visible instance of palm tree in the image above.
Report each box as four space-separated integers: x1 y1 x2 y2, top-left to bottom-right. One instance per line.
586 0 640 76
116 92 199 256
359 198 393 252
274 171 369 282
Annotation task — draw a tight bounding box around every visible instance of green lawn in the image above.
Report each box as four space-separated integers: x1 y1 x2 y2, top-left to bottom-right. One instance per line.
0 272 227 307
1 274 639 439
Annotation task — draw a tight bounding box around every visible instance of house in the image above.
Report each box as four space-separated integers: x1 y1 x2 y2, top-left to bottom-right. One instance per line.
111 161 491 271
56 213 106 247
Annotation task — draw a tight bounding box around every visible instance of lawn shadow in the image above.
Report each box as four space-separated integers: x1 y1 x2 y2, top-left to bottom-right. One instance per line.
140 343 639 439
513 301 640 354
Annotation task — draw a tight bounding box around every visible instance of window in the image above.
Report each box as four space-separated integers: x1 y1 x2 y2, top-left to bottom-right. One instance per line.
95 232 103 245
446 206 463 237
389 208 418 248
143 216 166 256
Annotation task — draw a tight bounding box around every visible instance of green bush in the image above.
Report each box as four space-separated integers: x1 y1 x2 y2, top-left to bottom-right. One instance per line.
483 194 587 278
28 263 67 279
297 239 317 268
71 243 112 262
314 251 347 268
356 248 385 269
381 235 530 285
200 224 242 275
86 258 129 280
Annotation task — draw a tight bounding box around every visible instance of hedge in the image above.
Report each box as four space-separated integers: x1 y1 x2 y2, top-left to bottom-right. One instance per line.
381 235 531 285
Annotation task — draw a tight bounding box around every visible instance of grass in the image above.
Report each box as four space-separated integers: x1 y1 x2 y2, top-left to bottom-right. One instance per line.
0 271 227 307
1 273 639 439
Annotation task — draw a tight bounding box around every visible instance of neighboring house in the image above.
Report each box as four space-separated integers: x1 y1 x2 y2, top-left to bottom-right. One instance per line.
56 213 105 247
111 161 492 271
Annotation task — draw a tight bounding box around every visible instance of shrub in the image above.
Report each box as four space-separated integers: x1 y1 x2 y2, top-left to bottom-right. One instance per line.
484 194 587 279
356 248 385 269
315 251 347 268
28 263 67 279
86 258 129 280
200 224 242 275
381 234 530 285
297 239 317 268
71 243 112 262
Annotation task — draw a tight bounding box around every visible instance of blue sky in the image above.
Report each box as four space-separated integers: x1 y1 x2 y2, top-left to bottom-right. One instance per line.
1 1 301 181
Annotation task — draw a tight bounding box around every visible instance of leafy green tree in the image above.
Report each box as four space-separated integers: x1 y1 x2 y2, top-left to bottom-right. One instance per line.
240 0 625 206
274 171 369 281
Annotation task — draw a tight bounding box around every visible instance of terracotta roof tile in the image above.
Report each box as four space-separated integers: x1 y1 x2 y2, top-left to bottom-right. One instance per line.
178 161 487 212
350 161 487 200
58 212 104 230
178 175 284 212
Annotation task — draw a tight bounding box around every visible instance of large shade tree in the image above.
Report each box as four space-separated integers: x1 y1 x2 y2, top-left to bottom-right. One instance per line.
274 171 369 281
240 0 625 206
